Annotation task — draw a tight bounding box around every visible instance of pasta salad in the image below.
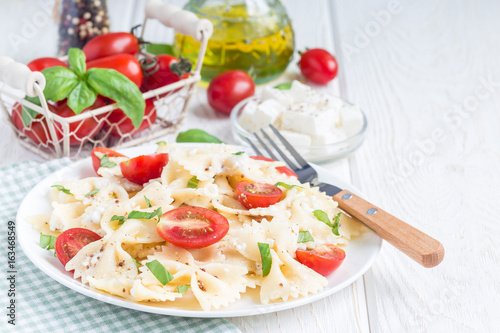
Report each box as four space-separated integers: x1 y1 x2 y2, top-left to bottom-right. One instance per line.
27 143 365 311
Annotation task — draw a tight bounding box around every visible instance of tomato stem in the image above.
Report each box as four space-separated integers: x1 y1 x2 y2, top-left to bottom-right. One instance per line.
170 56 192 77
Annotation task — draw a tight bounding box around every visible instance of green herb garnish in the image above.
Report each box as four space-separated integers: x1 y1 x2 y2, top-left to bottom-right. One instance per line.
132 258 141 269
156 140 167 147
258 242 272 277
51 185 72 195
144 195 152 208
177 284 190 294
39 233 57 250
187 176 199 189
332 212 341 236
313 210 341 236
146 259 173 285
176 129 223 144
111 215 127 225
99 154 116 168
274 82 292 90
85 188 100 197
297 231 314 243
128 207 162 221
274 182 302 190
233 151 245 155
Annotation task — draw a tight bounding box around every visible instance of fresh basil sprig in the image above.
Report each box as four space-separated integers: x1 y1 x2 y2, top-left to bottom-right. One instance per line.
177 284 190 294
297 231 314 243
40 233 57 250
187 176 199 189
313 210 341 236
274 82 292 90
258 242 272 277
51 185 72 195
176 129 223 144
146 259 174 285
275 182 302 190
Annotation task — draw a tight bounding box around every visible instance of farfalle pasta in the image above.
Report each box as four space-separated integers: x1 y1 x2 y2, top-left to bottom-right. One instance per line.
27 143 365 311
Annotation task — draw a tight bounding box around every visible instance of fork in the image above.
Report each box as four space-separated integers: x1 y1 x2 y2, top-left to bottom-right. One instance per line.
248 125 444 268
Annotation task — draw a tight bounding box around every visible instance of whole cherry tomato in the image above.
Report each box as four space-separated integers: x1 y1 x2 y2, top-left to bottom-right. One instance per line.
236 181 282 209
91 147 127 175
87 54 143 87
140 55 191 97
55 228 102 266
83 32 139 62
102 98 156 137
157 206 229 249
207 70 255 115
54 97 106 145
298 48 338 84
11 103 62 145
295 244 345 276
120 153 169 185
27 57 67 72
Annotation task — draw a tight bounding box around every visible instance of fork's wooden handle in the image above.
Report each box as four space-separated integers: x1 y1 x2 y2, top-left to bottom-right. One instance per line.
333 190 444 268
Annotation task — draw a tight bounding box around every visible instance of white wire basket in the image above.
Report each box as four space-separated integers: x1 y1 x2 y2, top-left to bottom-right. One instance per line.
0 0 213 160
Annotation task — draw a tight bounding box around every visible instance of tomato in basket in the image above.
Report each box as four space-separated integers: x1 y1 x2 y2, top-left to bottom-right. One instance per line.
140 55 191 97
120 153 169 185
207 70 255 115
250 155 297 178
91 147 127 175
55 228 102 266
295 244 345 276
27 57 67 72
87 54 143 87
102 98 156 137
54 97 106 145
236 181 282 209
82 32 140 62
156 206 229 249
11 103 63 145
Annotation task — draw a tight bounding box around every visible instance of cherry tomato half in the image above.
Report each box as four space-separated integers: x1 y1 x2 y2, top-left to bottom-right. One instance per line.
295 244 345 276
120 153 169 185
87 54 143 87
250 155 298 178
140 55 190 97
54 97 106 145
91 147 127 175
11 103 63 145
103 98 156 137
236 181 282 209
157 206 229 249
55 228 102 266
83 32 140 62
207 70 255 115
27 57 67 72
298 48 338 84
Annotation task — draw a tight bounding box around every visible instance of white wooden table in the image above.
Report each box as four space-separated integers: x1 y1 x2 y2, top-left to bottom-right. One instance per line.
1 0 498 332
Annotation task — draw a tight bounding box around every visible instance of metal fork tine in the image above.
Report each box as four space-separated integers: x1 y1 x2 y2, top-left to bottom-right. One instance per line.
269 124 309 168
253 132 279 160
246 138 262 156
260 128 300 170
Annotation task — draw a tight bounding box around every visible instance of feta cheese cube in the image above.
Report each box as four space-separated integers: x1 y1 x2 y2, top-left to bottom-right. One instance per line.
279 130 312 146
240 101 260 133
340 105 364 136
262 86 292 106
281 106 338 135
311 130 347 145
290 81 320 103
255 99 283 126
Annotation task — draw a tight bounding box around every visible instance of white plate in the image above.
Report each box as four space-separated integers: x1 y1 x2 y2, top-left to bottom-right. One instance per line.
16 144 382 318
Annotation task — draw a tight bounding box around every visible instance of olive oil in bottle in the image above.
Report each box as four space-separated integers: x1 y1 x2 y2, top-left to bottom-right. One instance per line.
174 1 295 84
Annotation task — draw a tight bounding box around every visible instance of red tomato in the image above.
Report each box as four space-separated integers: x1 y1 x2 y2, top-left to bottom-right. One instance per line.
250 155 298 178
120 153 169 185
207 70 255 115
103 98 156 137
83 32 139 62
55 228 102 266
298 48 338 84
91 147 126 175
11 103 63 145
54 97 106 145
236 181 282 209
87 54 143 87
27 57 67 72
157 206 229 249
296 244 345 276
140 55 190 97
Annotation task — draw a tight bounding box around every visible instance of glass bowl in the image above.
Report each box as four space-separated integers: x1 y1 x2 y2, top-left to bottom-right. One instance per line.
230 96 368 163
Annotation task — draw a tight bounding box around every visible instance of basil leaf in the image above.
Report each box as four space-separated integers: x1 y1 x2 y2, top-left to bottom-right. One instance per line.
297 231 314 243
233 151 245 155
156 140 167 147
128 207 162 221
99 154 116 168
68 48 86 78
187 176 199 189
51 185 72 195
145 43 174 56
332 212 341 236
177 284 190 294
258 242 272 277
41 66 78 102
111 215 127 225
21 96 41 126
67 81 97 114
40 233 57 250
274 82 292 90
144 195 152 208
87 68 145 128
176 129 223 144
146 259 173 285
85 188 100 197
132 258 141 269
275 182 302 189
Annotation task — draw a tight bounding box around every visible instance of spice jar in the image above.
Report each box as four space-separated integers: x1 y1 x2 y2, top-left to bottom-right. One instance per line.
58 0 110 56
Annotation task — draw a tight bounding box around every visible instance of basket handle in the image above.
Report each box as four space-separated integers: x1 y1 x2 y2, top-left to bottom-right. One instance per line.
144 0 213 42
0 56 46 97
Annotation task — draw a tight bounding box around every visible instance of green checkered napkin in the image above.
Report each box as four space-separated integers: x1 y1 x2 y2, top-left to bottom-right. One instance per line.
0 159 240 333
